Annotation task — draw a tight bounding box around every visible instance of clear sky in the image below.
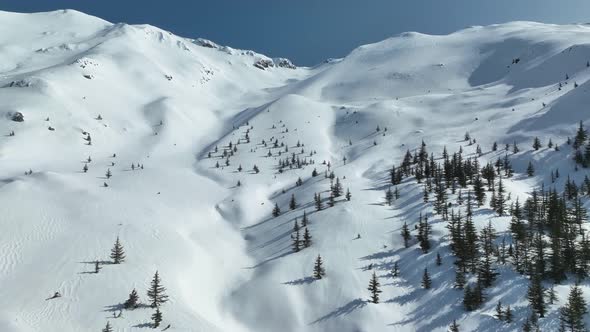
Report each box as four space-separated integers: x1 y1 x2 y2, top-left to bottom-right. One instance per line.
2 0 590 66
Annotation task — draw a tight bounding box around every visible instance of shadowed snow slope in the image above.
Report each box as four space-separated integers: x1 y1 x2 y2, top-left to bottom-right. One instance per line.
1 9 590 332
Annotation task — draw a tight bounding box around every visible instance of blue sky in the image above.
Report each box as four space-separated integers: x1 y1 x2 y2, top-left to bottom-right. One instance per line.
2 0 590 65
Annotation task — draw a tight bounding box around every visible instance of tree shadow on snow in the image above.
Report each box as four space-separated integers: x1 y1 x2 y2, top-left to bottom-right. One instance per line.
283 276 315 285
309 298 367 324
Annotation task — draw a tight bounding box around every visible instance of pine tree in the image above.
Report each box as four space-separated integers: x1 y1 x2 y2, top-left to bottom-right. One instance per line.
385 187 394 205
547 285 558 305
314 193 323 211
504 305 513 323
560 284 588 332
421 268 432 289
313 254 326 279
392 261 399 277
147 271 169 308
110 236 126 264
151 307 163 328
303 227 312 248
436 252 442 266
495 301 504 320
346 188 352 201
102 321 113 332
289 194 297 210
83 164 88 173
527 273 546 317
367 271 382 303
106 168 112 179
533 137 542 150
272 202 281 217
301 211 309 227
124 288 140 309
495 177 506 216
574 120 587 149
527 161 535 177
449 320 460 332
401 222 411 248
292 226 301 252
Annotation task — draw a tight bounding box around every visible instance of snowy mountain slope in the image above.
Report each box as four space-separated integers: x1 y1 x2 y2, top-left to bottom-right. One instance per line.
2 9 590 332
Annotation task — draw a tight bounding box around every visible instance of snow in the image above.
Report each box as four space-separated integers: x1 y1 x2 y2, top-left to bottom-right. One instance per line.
1 9 590 332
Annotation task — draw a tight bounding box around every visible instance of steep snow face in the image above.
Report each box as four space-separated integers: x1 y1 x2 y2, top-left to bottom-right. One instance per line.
2 9 590 332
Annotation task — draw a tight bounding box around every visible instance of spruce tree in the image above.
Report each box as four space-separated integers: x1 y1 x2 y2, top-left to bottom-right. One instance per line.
346 188 352 201
289 194 297 210
314 193 323 211
385 187 394 205
147 271 169 308
527 273 546 317
272 202 281 217
533 137 542 150
560 284 588 332
392 261 399 277
495 301 504 320
313 254 326 279
401 222 411 248
124 288 140 309
421 268 432 289
110 236 126 264
151 307 162 328
292 227 301 252
367 271 382 303
504 305 513 323
449 320 460 332
527 161 535 177
303 227 312 248
436 252 442 266
106 168 112 179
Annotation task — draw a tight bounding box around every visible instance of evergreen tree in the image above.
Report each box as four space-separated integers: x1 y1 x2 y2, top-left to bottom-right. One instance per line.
83 164 88 173
527 161 535 177
313 254 326 279
147 271 169 308
301 211 309 227
560 284 588 332
533 137 542 150
151 307 162 328
449 320 460 332
272 202 281 217
401 222 411 248
436 252 442 266
367 271 382 303
303 227 312 248
289 194 297 210
346 188 352 201
385 187 394 205
495 301 504 320
527 273 546 317
421 268 432 289
574 120 587 150
314 193 323 211
124 288 140 309
292 227 301 252
110 236 126 264
504 305 513 323
392 261 399 277
495 177 506 216
106 168 112 179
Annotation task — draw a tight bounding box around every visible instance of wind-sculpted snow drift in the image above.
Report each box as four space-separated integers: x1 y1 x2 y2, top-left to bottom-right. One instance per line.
1 9 590 332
